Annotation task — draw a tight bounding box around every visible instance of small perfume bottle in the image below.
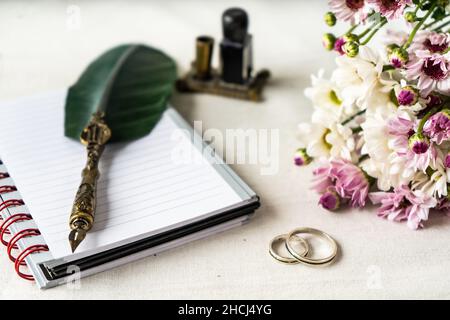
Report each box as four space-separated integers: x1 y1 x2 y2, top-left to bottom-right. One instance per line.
220 8 253 84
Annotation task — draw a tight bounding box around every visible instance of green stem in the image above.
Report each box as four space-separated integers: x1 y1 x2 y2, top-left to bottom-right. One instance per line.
357 27 372 39
433 19 450 31
345 24 358 35
413 1 422 14
360 19 387 46
349 11 375 36
404 3 437 49
357 20 378 38
424 15 450 29
417 106 440 133
342 109 366 126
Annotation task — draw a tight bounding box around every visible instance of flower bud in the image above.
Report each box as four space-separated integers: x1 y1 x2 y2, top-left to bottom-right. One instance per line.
397 86 419 106
324 12 337 26
343 33 359 43
319 190 340 211
343 41 359 58
404 12 416 23
408 132 430 154
386 44 399 55
322 33 336 51
294 148 312 166
389 47 409 68
334 37 346 55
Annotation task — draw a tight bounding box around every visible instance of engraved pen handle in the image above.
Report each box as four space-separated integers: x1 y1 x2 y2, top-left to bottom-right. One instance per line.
69 112 111 232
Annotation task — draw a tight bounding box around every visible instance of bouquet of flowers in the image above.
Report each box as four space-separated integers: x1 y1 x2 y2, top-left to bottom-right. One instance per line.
296 0 450 229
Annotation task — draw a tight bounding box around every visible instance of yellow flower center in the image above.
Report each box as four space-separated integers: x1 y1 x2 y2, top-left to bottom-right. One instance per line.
329 90 342 106
322 129 332 150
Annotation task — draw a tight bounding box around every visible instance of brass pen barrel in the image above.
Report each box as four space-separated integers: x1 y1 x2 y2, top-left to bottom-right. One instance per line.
68 112 111 252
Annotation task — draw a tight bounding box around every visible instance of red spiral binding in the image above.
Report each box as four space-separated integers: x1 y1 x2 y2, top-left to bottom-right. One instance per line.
7 228 40 265
0 168 47 281
0 172 10 179
15 244 49 281
0 185 17 194
0 213 32 246
0 199 25 234
0 199 24 213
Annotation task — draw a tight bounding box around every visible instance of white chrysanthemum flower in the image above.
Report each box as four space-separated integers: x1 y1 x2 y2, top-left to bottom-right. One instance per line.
297 96 343 159
331 46 385 110
304 70 349 124
325 123 356 162
411 148 448 198
297 122 330 158
360 102 414 190
305 70 342 109
412 170 448 198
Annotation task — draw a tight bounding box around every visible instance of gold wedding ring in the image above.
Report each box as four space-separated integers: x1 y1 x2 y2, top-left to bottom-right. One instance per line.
269 234 309 264
285 227 338 265
269 227 338 267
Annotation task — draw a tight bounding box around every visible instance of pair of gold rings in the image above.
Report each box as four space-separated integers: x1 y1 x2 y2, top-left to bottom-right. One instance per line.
269 227 338 266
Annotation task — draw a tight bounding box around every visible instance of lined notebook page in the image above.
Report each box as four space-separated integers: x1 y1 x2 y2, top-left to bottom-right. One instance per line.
0 92 242 259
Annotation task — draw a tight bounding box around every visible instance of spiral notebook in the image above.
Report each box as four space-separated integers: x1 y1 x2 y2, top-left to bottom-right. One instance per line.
0 91 259 289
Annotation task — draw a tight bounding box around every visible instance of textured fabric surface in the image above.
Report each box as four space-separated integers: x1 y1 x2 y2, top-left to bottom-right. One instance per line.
0 0 449 299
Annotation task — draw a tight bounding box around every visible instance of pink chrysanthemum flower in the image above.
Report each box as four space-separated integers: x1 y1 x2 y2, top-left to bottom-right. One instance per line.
406 51 450 96
313 158 370 208
387 115 415 146
423 110 450 145
410 31 450 54
367 0 412 20
370 185 437 229
328 0 368 24
312 166 334 194
387 115 437 172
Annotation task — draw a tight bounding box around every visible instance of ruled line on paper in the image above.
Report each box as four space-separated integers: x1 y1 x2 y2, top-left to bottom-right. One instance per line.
38 174 218 222
35 165 207 205
45 185 225 235
6 136 172 170
0 91 242 259
49 191 227 241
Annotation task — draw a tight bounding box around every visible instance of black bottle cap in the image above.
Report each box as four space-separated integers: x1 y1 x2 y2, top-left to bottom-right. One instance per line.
222 8 248 43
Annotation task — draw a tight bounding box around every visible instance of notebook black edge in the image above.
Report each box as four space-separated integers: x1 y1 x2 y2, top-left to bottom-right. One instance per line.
39 196 260 281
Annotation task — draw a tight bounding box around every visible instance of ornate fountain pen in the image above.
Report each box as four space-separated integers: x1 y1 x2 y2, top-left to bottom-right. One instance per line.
68 112 111 253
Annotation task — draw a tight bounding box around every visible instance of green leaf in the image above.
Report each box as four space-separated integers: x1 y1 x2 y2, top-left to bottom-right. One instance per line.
64 44 177 142
432 6 446 21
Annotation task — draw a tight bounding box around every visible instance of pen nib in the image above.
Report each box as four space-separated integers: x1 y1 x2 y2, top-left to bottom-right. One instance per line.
69 228 87 253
